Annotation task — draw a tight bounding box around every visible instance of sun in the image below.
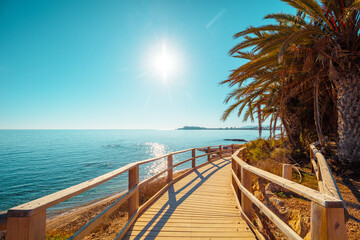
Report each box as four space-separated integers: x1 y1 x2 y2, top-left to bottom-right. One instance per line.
153 44 177 82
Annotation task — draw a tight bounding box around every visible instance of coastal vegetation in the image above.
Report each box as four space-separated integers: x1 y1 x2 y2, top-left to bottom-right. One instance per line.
242 138 360 239
221 0 360 167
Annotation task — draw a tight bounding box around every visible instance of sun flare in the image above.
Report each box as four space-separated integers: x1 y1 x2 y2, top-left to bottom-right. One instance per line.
153 44 177 82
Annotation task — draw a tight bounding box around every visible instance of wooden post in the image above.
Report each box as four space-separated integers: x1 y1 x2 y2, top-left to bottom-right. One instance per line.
128 165 139 219
231 144 234 154
231 157 238 193
282 164 292 193
311 202 346 240
167 154 173 183
7 210 46 240
236 163 242 201
241 168 252 219
207 147 211 161
310 150 314 172
191 149 196 168
219 145 222 157
240 148 246 162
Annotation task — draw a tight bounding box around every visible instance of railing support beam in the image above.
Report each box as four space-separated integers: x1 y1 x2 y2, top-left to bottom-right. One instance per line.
191 149 196 168
241 167 252 219
231 157 238 196
167 154 173 183
282 164 292 193
311 202 346 240
6 210 46 240
207 147 211 161
128 166 139 219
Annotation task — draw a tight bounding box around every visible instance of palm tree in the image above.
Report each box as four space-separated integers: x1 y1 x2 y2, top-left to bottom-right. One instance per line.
277 0 360 163
222 0 360 164
221 14 321 149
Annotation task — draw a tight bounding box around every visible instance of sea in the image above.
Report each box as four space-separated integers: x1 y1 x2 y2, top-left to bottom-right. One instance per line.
0 129 268 214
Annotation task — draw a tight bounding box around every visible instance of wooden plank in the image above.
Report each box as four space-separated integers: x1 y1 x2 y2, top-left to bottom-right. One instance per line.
232 154 344 208
130 226 249 232
152 199 237 205
124 237 253 240
124 230 254 237
133 218 243 224
132 222 244 227
142 207 238 214
138 212 241 218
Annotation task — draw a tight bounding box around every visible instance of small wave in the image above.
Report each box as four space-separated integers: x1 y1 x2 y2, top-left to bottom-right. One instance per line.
103 144 123 147
83 162 113 168
0 151 33 157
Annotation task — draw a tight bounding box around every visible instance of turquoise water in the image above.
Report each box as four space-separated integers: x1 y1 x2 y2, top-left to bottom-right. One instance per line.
0 129 266 213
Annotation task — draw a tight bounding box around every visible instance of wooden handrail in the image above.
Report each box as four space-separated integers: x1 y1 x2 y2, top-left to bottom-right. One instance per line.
309 143 344 201
231 147 347 240
309 142 349 221
232 153 343 208
5 144 236 240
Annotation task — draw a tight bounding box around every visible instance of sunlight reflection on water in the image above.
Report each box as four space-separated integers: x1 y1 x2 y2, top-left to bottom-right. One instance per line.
143 142 168 178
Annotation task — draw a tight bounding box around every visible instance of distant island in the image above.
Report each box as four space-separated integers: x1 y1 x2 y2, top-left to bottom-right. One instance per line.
177 126 280 130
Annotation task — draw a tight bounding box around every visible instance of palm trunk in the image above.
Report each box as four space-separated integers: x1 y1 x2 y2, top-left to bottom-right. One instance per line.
257 105 262 138
273 116 278 139
314 77 325 146
337 72 360 163
281 98 303 149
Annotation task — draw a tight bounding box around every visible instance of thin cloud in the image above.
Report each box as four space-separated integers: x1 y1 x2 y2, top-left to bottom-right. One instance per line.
143 94 152 110
135 70 149 79
206 9 227 29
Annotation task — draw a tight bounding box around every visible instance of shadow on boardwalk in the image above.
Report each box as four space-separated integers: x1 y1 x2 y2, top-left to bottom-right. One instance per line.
129 158 231 240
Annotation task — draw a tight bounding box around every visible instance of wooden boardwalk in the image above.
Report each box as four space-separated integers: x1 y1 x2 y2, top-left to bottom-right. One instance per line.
124 158 256 239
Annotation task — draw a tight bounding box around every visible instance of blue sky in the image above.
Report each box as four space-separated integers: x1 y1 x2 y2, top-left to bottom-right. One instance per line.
0 0 294 129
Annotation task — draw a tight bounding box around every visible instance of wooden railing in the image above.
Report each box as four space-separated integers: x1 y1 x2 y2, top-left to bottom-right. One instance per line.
4 144 237 240
231 147 347 240
309 142 348 217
